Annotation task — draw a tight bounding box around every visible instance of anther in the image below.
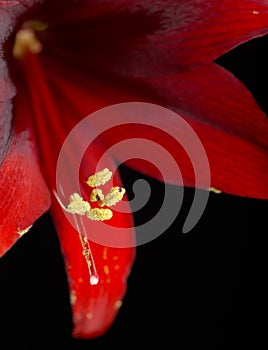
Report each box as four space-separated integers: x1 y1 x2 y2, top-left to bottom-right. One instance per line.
102 186 126 207
13 28 43 59
65 193 91 215
86 208 113 221
86 168 112 187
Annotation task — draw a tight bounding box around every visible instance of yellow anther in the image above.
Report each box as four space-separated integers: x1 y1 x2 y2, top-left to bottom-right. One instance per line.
103 186 126 206
90 188 104 202
65 193 91 215
13 28 43 59
86 168 112 187
86 208 113 221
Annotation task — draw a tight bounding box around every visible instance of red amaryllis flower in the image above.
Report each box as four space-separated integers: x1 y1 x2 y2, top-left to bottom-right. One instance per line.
1 0 268 340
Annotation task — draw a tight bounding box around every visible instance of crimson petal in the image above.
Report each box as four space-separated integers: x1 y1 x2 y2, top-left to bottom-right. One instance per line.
14 52 136 338
42 57 268 199
0 112 51 257
0 2 51 256
34 0 268 77
51 184 135 339
109 63 268 199
3 0 268 338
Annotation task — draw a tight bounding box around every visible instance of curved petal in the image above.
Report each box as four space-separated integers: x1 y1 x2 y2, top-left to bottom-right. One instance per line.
0 127 51 256
50 134 136 338
39 56 268 199
14 52 136 338
34 0 268 77
145 63 268 150
0 1 50 256
114 63 268 199
50 178 135 339
0 2 51 256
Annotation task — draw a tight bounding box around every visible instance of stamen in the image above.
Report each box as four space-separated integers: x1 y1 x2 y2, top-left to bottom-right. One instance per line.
53 190 99 284
13 20 48 59
86 208 113 221
65 193 91 215
54 167 126 285
13 28 43 59
101 186 126 207
75 215 99 286
86 168 112 187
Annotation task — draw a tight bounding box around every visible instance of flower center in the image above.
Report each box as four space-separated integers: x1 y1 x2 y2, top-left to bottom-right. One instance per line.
56 168 126 221
12 20 47 59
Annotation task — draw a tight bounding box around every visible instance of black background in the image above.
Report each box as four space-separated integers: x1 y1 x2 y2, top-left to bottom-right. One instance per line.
0 34 267 349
